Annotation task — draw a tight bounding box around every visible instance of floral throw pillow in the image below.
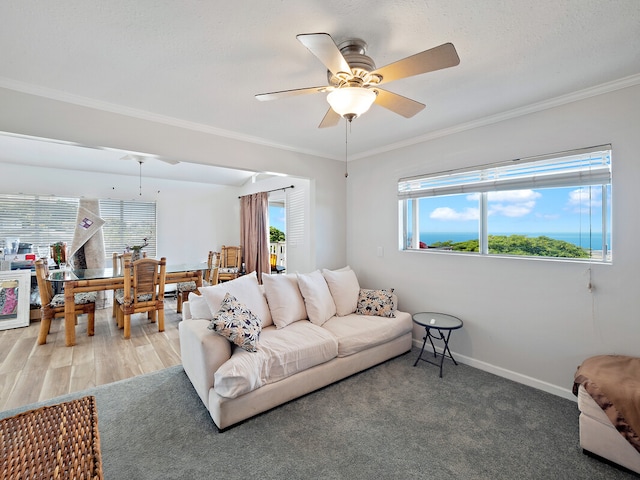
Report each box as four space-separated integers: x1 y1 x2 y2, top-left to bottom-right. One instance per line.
208 292 261 352
355 288 396 318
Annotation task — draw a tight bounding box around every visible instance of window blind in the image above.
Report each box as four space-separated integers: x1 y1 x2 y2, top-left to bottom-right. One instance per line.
398 146 612 199
0 195 156 260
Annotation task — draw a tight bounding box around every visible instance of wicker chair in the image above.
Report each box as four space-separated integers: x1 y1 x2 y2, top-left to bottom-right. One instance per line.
176 251 219 313
115 255 166 339
34 259 97 345
218 245 242 282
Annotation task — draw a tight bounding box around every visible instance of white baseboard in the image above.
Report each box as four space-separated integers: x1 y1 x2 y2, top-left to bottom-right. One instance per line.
411 339 576 402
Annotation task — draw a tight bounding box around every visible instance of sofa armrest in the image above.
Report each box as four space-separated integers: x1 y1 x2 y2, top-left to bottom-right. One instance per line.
182 300 192 320
179 319 232 409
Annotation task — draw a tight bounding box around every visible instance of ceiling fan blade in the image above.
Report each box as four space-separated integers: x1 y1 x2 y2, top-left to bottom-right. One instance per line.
255 86 329 102
373 88 426 118
371 43 460 85
318 108 341 128
297 33 352 78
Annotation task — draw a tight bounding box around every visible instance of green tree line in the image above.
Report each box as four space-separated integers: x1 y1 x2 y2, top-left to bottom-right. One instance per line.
430 234 589 258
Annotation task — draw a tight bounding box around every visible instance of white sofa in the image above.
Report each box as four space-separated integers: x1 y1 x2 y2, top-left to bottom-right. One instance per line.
179 268 413 430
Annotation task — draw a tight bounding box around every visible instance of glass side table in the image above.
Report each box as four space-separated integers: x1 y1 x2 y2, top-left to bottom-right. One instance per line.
412 312 463 378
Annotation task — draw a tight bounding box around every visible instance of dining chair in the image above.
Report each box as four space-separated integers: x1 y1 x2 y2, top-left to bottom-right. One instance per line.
111 252 125 319
34 259 97 345
176 251 219 313
115 255 167 339
218 245 242 282
112 251 148 318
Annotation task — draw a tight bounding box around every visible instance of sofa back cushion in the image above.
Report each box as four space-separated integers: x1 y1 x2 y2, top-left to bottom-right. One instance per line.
187 291 212 320
261 273 308 328
322 267 360 316
199 271 273 327
296 270 336 326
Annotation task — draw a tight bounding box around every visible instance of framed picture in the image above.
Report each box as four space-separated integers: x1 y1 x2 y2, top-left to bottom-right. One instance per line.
0 270 31 330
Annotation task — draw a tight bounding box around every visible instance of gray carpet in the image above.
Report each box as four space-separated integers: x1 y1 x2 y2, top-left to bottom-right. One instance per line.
2 349 637 479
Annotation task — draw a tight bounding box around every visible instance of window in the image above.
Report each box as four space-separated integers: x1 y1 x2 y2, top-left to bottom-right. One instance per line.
0 195 156 261
398 146 612 262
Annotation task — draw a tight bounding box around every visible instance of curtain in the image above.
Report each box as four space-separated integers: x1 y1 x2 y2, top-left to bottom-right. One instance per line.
240 192 270 282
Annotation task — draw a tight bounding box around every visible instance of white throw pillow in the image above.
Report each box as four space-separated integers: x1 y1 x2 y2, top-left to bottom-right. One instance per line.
261 273 308 329
296 270 336 326
187 291 212 320
322 267 360 316
199 272 273 327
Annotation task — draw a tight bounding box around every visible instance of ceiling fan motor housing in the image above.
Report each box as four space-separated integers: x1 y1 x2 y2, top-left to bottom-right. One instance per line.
327 39 380 88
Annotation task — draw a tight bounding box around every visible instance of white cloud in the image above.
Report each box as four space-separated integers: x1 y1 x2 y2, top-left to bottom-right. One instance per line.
489 201 536 217
488 190 541 202
568 188 602 209
430 207 479 221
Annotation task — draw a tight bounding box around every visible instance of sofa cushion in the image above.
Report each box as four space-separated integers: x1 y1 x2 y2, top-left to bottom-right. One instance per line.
214 320 339 398
200 271 273 327
322 311 412 357
322 267 360 316
355 288 396 318
296 270 336 326
187 292 212 319
261 273 307 328
208 293 262 352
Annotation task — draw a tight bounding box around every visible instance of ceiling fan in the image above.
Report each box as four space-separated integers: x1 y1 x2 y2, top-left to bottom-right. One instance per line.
255 33 460 127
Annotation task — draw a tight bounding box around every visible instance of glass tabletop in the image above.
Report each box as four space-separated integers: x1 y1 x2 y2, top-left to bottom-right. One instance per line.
48 262 208 282
412 312 463 329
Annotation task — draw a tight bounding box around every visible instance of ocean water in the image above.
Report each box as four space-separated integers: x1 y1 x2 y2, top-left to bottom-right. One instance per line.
419 232 610 251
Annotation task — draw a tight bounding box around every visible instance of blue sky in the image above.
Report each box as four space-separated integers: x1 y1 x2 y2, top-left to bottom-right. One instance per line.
419 186 609 234
269 204 285 232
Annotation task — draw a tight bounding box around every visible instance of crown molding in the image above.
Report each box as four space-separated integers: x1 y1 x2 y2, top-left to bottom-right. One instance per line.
350 73 640 161
0 77 333 160
2 73 639 163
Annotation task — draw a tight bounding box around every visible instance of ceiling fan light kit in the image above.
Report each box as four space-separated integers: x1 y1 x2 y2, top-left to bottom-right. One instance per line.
256 32 459 126
326 87 377 121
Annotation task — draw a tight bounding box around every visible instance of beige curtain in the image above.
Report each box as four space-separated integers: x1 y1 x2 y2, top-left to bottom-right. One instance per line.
240 191 270 282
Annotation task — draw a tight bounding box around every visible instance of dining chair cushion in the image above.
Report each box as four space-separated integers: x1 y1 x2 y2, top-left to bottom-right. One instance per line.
219 268 239 274
208 293 262 352
177 281 197 293
49 292 97 307
261 273 308 329
322 267 360 317
296 270 337 327
114 290 153 304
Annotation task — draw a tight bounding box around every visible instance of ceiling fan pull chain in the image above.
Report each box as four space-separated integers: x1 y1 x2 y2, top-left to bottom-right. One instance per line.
344 118 349 178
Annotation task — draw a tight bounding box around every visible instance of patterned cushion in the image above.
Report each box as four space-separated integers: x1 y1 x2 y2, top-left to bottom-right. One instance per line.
208 293 261 352
177 281 197 293
49 292 97 307
114 289 153 304
219 268 239 274
355 288 396 318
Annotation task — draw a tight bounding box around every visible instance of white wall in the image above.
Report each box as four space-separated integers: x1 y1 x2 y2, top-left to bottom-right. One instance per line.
0 87 347 270
0 162 241 265
347 84 640 400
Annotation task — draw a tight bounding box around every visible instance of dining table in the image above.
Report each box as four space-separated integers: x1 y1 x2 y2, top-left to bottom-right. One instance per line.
48 262 206 346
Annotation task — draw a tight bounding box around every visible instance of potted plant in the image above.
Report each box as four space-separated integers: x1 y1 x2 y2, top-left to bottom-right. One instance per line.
125 237 149 262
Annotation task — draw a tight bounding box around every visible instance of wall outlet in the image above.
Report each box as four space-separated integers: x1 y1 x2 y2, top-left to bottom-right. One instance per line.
376 246 384 257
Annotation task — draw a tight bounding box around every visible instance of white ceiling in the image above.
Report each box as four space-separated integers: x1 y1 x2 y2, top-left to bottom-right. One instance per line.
0 0 639 184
